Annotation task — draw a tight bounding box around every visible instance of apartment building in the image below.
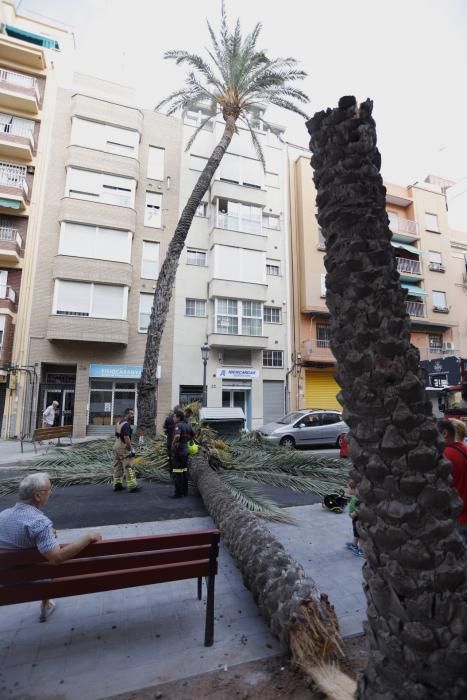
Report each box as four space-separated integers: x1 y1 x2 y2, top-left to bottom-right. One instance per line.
9 77 182 438
0 1 72 435
171 106 290 429
289 154 467 414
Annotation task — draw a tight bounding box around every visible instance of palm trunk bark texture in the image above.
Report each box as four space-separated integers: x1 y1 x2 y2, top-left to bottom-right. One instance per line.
138 118 236 436
308 96 467 699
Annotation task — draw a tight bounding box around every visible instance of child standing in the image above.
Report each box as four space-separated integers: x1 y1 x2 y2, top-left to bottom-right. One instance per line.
345 480 364 557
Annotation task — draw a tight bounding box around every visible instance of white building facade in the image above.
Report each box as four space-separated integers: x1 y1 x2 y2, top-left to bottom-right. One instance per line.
171 107 291 429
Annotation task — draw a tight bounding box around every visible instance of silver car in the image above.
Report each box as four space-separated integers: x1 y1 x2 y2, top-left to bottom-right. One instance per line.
259 409 348 449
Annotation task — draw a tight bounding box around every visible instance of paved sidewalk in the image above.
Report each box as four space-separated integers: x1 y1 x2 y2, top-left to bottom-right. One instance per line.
0 506 365 700
0 437 106 468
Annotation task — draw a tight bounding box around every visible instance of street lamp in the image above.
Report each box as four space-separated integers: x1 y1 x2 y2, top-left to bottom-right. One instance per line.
201 342 210 407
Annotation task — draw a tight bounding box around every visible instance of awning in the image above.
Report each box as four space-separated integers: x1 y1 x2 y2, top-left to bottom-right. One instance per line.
5 25 60 50
401 283 428 297
200 407 245 422
391 241 424 255
0 199 21 209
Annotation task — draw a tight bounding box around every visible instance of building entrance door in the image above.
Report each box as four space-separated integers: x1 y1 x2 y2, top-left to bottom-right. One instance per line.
44 388 75 426
222 389 250 428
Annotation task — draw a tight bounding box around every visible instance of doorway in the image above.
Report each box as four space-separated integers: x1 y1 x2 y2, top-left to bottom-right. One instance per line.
43 389 75 427
222 389 251 428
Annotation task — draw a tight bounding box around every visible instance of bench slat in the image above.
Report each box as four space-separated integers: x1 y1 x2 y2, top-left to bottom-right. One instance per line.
0 545 213 584
33 427 72 439
0 559 216 605
0 530 221 567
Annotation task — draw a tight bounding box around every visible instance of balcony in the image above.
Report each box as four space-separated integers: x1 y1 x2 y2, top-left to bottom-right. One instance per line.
0 34 46 70
208 332 268 349
389 217 419 243
0 285 17 312
0 124 34 161
208 279 267 303
417 344 454 361
0 227 23 264
0 162 29 211
302 338 335 362
211 179 266 208
396 256 422 279
47 315 129 345
0 69 40 114
406 300 425 318
52 256 132 288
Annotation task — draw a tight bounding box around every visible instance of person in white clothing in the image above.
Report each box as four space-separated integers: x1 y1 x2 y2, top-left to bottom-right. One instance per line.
42 401 59 428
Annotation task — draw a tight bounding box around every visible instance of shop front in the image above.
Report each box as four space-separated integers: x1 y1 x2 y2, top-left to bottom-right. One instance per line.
216 368 258 429
304 368 340 410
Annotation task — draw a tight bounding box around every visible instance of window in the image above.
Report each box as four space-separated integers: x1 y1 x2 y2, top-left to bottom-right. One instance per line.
428 250 445 272
430 373 449 388
185 298 207 317
144 192 162 228
147 146 165 180
432 290 447 310
262 350 284 368
53 280 127 319
187 248 206 266
65 168 135 207
264 306 281 323
215 298 263 336
425 212 440 232
320 274 326 298
218 153 262 189
317 324 331 348
223 349 251 366
262 214 280 230
58 223 131 263
70 118 139 158
217 199 262 235
429 334 443 351
190 155 207 171
179 385 203 404
321 413 341 425
265 172 279 188
195 203 208 217
141 241 160 279
213 245 265 284
138 293 153 331
0 314 5 348
266 260 280 276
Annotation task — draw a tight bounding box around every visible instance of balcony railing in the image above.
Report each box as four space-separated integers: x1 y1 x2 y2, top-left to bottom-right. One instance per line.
0 68 39 99
0 285 16 303
0 227 22 246
216 212 262 235
0 123 34 142
396 257 422 275
389 217 418 237
0 162 28 197
406 300 425 317
302 339 334 356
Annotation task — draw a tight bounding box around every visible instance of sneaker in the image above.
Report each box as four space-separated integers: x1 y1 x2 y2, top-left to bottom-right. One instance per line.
345 542 356 551
355 547 365 557
39 600 56 622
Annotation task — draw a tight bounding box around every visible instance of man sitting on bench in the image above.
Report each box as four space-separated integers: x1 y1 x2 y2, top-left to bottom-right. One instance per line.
0 473 102 622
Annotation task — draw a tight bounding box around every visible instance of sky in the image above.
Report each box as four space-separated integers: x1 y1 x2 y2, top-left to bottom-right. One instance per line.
17 0 467 186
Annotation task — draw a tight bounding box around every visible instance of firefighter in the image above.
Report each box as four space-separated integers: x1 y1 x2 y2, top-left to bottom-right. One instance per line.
113 407 139 492
171 409 194 498
163 405 180 476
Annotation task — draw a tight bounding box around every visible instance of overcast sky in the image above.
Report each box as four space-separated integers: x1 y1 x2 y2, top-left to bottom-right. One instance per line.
18 0 467 185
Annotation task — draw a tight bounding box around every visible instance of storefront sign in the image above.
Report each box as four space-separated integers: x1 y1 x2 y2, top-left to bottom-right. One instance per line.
216 368 258 379
89 364 161 379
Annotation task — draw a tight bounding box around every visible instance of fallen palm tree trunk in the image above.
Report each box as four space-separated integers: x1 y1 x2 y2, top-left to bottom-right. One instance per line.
191 456 356 699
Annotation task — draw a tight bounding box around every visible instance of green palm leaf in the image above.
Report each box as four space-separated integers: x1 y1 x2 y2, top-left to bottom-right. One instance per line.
218 472 293 523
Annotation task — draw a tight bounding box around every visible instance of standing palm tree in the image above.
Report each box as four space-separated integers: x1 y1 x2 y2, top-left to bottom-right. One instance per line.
138 4 308 435
308 96 467 699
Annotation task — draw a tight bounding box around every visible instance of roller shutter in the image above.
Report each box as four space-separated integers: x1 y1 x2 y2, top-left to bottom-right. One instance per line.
263 380 284 423
304 370 340 410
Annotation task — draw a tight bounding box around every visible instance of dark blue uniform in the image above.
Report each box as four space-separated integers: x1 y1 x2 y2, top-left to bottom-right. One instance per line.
172 419 194 498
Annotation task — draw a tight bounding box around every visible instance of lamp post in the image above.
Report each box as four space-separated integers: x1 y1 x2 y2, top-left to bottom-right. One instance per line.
201 342 210 407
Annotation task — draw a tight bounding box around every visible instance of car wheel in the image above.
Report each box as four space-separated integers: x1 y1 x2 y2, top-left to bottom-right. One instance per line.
280 436 296 449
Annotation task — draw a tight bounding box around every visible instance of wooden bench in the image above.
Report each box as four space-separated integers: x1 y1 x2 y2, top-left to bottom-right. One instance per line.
0 529 220 646
21 425 73 453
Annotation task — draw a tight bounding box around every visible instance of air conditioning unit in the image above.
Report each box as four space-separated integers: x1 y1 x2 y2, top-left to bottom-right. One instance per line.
433 306 449 313
443 341 455 352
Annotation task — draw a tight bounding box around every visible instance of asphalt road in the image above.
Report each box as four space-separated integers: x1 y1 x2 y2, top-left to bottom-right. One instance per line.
0 447 341 529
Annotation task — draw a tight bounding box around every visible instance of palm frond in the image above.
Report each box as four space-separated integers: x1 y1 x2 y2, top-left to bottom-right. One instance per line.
233 470 346 496
185 110 219 152
218 472 294 523
239 114 266 170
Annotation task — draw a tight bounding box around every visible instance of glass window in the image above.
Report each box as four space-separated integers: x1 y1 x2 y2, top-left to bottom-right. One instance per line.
179 385 203 404
317 324 331 347
190 155 207 171
55 280 91 316
429 334 443 351
262 214 280 230
70 118 138 157
262 350 284 368
187 248 206 266
320 274 326 297
266 260 280 276
264 306 281 323
217 199 262 235
429 251 442 264
425 212 440 232
147 146 165 180
432 291 447 309
65 168 135 207
141 241 160 279
139 293 153 332
88 390 113 426
242 301 262 336
195 203 208 217
216 297 238 334
91 284 125 319
58 223 131 263
185 298 206 317
144 192 162 228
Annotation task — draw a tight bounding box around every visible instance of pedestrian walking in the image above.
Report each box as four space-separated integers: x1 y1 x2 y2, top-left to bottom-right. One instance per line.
171 409 194 499
42 401 59 428
345 480 364 557
0 473 102 621
113 408 139 492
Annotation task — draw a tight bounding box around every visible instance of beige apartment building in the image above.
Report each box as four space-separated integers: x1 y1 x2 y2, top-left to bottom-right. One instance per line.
0 1 72 436
7 77 182 438
289 154 467 414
